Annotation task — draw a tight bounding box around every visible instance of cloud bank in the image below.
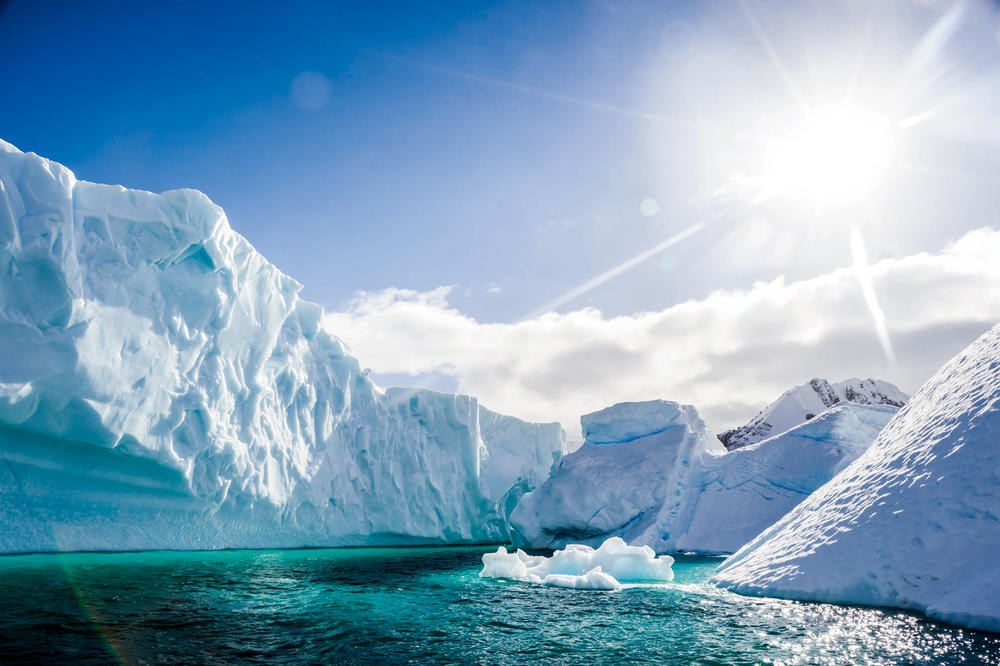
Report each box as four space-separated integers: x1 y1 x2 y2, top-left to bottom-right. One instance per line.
324 228 1000 440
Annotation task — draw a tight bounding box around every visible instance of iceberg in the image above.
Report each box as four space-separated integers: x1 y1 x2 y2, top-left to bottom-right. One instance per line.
683 403 897 553
509 399 896 554
719 377 907 450
712 323 1000 633
480 536 675 590
0 140 565 553
509 400 722 553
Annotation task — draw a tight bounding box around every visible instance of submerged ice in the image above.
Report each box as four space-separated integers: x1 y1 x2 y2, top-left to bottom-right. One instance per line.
480 537 675 590
0 140 565 552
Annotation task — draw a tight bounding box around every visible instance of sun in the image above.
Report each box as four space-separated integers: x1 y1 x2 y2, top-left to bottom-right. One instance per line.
763 107 896 205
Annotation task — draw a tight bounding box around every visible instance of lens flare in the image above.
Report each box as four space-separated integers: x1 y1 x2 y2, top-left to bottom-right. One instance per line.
850 225 896 367
764 108 895 205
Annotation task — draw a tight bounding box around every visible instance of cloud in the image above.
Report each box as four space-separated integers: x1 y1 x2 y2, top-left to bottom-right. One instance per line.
324 228 1000 440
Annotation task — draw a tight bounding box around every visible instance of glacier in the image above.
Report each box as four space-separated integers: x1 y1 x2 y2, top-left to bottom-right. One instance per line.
0 139 565 553
719 377 907 450
712 323 1000 633
509 399 897 554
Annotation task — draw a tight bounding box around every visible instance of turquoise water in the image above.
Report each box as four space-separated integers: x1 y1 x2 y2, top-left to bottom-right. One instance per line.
0 546 996 664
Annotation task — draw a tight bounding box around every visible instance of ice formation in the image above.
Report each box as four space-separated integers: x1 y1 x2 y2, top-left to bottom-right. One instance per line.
719 377 907 450
480 536 675 590
0 140 565 553
712 323 1000 633
509 399 897 554
683 403 897 553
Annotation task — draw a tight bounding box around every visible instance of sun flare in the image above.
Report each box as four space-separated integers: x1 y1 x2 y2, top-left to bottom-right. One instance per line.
764 107 895 205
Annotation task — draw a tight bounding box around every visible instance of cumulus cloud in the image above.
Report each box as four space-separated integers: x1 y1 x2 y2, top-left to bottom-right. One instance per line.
324 228 1000 440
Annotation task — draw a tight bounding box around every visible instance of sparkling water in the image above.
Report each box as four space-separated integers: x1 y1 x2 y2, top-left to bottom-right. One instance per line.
0 546 996 664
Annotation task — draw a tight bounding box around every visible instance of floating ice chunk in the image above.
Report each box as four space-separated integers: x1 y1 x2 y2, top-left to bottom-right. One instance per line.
542 567 621 591
480 536 674 590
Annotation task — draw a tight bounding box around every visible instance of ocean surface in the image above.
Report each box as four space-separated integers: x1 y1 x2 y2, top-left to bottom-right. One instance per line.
0 545 996 664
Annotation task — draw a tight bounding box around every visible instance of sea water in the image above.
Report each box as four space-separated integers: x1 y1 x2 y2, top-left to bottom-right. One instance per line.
0 546 996 664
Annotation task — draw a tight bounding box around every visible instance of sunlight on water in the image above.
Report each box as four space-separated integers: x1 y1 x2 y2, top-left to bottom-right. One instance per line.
0 547 996 664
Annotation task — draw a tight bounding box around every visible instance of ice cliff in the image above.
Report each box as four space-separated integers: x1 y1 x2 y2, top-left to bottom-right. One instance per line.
509 399 896 554
712 324 1000 633
719 378 907 450
0 140 564 553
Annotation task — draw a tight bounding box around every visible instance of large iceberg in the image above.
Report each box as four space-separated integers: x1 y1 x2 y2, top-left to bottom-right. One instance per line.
719 377 907 450
509 400 722 553
0 140 564 553
509 399 896 554
712 324 1000 633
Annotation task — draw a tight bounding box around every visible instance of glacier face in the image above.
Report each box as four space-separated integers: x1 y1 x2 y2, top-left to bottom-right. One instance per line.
712 323 1000 633
0 140 564 553
719 377 907 450
509 399 896 554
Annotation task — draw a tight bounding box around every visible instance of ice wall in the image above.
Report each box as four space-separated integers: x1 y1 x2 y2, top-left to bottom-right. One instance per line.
0 140 564 552
509 400 724 553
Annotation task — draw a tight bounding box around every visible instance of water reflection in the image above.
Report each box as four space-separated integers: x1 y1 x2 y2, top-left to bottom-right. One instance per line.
0 548 995 665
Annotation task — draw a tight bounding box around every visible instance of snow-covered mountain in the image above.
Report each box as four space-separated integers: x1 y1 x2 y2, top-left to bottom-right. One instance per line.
719 377 907 450
712 323 1000 633
508 399 897 554
0 140 564 553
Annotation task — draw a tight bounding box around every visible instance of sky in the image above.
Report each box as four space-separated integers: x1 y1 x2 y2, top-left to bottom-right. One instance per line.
2 0 999 438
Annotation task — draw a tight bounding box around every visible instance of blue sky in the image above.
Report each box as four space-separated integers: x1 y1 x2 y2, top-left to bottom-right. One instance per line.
3 0 1000 432
5 0 689 320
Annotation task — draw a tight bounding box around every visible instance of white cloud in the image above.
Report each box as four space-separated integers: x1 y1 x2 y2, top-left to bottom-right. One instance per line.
324 228 1000 440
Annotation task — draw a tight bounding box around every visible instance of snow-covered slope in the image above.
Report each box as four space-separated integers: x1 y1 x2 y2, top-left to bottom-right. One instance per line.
0 140 564 553
509 400 896 554
719 377 907 450
683 403 897 553
712 324 1000 633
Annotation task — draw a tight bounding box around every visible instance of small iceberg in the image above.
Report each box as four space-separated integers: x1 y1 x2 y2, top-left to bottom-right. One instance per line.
480 537 675 590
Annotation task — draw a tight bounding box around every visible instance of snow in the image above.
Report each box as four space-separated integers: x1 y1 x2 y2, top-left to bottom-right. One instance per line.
480 537 675 590
0 139 565 553
712 323 1000 634
683 403 897 553
509 399 896 554
719 377 907 450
